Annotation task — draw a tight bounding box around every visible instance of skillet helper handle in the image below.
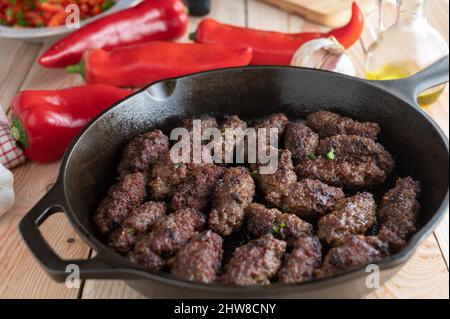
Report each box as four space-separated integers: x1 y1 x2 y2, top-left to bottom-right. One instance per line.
19 184 119 282
371 55 449 106
408 55 449 98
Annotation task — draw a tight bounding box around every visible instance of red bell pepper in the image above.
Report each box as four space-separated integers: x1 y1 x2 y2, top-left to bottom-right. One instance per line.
10 85 132 163
191 2 364 65
39 0 188 68
66 42 254 88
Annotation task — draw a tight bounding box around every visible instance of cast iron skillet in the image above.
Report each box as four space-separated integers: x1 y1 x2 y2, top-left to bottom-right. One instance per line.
20 56 449 298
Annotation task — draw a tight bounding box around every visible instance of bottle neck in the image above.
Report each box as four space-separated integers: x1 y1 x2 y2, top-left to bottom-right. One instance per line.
398 0 427 25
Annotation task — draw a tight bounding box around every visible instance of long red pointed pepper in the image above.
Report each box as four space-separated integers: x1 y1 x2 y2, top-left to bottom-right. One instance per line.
66 42 254 88
39 0 188 68
191 2 364 65
11 85 132 163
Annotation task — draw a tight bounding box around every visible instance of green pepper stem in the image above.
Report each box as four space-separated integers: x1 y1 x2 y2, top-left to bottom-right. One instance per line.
10 116 28 148
188 31 196 41
66 61 85 77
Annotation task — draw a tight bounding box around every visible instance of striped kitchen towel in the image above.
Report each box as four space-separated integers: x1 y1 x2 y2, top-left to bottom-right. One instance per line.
0 104 26 169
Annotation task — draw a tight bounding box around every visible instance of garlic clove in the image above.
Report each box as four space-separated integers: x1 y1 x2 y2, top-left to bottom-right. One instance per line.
291 37 356 76
0 163 15 217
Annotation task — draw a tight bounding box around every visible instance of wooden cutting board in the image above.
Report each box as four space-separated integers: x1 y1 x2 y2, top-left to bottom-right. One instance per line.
258 0 372 27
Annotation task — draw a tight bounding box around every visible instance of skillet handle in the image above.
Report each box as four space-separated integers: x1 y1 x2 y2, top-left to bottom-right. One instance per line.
369 55 449 106
19 183 132 282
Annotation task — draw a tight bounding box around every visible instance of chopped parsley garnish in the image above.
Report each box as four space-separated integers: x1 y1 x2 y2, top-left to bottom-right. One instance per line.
308 152 317 160
327 149 336 161
272 222 286 234
250 170 259 178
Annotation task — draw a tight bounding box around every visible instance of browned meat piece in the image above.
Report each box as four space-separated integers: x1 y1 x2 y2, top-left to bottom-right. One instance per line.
254 113 289 135
127 239 165 271
246 203 312 245
169 230 223 283
138 208 205 256
173 116 219 164
209 167 255 236
122 201 166 233
149 152 188 200
318 193 376 246
284 122 319 164
251 148 297 207
277 236 322 283
277 179 345 221
246 203 279 238
171 164 225 212
216 115 248 164
307 111 380 140
317 134 395 173
221 115 248 132
254 113 289 151
221 234 286 286
377 177 421 252
274 213 314 244
183 116 219 134
93 172 147 236
319 235 389 277
108 228 137 255
108 201 167 254
296 157 386 189
117 130 169 177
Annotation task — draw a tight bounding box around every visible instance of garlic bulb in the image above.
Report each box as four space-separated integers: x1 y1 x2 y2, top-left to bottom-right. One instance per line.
291 37 356 76
0 163 15 217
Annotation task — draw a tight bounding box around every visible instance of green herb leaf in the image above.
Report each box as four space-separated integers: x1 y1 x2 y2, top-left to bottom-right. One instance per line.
308 152 317 160
16 11 28 27
9 0 18 5
102 0 115 12
327 149 336 161
173 163 180 170
272 222 286 234
6 8 13 18
250 170 258 178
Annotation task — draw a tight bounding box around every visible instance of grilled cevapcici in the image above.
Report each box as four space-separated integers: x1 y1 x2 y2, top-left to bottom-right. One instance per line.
93 111 421 286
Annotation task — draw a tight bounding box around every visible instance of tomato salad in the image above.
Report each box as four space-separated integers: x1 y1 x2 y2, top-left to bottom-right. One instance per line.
0 0 115 28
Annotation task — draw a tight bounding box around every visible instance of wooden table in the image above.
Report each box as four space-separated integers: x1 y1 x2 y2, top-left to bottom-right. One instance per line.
0 0 448 299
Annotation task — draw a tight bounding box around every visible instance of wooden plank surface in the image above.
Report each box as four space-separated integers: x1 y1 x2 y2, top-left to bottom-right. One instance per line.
365 234 449 299
258 0 372 27
0 0 448 299
0 40 41 111
422 0 449 269
0 44 90 298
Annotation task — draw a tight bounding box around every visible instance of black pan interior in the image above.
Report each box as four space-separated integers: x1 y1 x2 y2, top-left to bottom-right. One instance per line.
63 67 449 265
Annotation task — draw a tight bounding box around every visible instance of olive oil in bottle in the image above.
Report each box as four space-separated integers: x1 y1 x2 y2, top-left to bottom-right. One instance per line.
366 60 446 107
365 0 448 108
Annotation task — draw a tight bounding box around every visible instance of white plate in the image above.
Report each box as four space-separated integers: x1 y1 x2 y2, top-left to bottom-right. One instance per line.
0 0 137 43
